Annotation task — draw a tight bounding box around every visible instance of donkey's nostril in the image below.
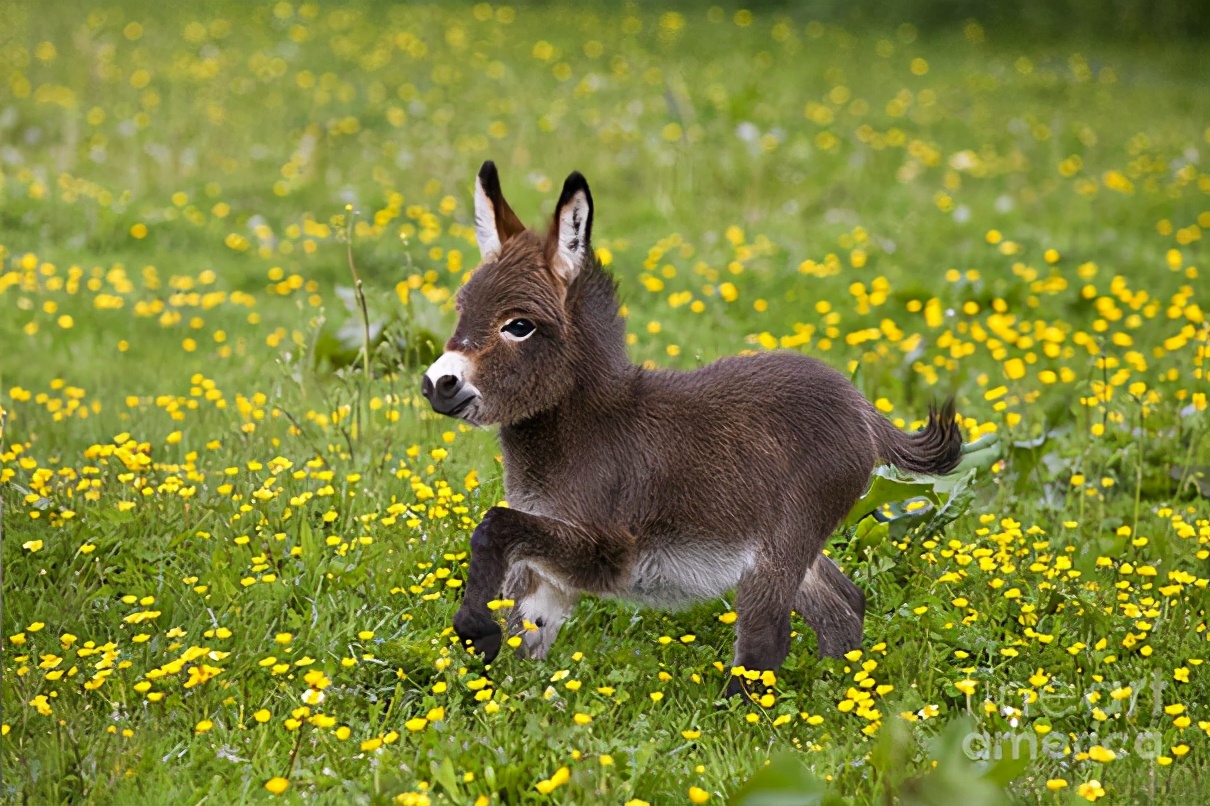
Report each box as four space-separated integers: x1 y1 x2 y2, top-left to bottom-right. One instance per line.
420 375 435 399
436 374 460 399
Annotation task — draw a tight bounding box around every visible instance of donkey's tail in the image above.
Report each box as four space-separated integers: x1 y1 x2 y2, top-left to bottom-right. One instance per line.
872 398 963 476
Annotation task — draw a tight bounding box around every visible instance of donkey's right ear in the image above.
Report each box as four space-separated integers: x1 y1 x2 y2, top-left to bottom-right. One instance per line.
474 161 525 262
547 171 594 285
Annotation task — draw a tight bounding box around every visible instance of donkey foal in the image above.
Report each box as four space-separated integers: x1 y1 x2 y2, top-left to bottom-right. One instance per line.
422 161 963 696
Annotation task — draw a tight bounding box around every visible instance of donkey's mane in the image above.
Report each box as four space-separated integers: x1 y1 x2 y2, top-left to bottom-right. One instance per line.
565 260 631 385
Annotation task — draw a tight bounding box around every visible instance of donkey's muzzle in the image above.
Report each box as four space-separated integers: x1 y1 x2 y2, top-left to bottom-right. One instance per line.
423 350 479 418
421 373 476 417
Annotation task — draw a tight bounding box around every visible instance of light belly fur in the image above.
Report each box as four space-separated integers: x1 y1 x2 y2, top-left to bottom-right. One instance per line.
610 542 756 610
503 499 755 610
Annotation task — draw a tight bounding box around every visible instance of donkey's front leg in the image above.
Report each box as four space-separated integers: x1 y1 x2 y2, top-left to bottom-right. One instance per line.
453 507 632 663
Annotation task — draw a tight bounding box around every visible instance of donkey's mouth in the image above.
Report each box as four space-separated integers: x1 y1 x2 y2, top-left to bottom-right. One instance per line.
458 403 484 427
445 395 477 418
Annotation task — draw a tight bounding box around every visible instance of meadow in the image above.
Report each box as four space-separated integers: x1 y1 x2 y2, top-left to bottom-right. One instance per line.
2 2 1209 803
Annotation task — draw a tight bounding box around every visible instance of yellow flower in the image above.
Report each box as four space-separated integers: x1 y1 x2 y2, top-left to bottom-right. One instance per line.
195 719 214 734
264 777 289 795
253 709 271 723
1088 745 1115 763
573 713 592 725
1077 780 1105 801
535 766 570 794
954 679 977 696
1046 779 1067 790
682 729 701 740
689 786 710 803
303 670 331 690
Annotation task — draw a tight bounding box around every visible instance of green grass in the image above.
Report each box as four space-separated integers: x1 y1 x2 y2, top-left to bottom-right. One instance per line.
2 3 1210 803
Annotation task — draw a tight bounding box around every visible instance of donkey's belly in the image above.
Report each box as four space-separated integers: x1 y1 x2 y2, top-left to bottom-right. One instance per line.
611 542 756 610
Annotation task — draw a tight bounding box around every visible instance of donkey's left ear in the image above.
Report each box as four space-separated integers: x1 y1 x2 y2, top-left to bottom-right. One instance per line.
474 161 525 263
547 171 594 285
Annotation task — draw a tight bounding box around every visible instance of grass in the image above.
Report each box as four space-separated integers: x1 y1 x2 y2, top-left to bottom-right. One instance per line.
2 2 1209 803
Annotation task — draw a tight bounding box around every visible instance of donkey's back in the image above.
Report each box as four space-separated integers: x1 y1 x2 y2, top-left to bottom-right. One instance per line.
618 350 883 523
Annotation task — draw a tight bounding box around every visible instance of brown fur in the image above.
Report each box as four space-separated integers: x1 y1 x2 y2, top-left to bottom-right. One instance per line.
423 162 963 697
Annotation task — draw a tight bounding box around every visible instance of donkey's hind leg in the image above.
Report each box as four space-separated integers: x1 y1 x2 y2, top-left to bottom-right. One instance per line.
727 557 803 698
503 564 579 660
795 555 865 659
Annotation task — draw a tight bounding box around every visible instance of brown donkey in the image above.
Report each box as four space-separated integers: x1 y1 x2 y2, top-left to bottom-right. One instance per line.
421 162 962 696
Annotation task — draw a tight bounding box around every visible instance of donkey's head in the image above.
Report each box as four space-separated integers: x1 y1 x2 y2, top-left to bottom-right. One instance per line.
421 161 596 426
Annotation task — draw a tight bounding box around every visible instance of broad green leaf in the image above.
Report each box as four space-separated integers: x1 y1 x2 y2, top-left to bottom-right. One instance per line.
845 469 939 526
845 434 999 526
899 718 1011 806
729 752 828 806
920 469 978 536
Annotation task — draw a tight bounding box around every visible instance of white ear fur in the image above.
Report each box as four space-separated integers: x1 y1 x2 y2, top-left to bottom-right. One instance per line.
551 189 591 283
473 176 502 262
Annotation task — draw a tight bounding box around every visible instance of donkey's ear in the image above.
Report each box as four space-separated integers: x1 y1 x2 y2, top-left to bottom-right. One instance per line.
547 171 594 285
474 161 525 262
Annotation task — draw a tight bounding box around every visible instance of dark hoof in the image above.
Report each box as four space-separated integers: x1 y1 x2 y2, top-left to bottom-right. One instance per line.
724 675 770 701
453 610 502 663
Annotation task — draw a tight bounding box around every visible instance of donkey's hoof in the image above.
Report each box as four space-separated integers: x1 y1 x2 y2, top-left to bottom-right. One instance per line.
723 676 770 701
453 611 502 664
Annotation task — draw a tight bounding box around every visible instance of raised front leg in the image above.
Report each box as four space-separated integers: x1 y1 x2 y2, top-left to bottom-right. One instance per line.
452 507 633 663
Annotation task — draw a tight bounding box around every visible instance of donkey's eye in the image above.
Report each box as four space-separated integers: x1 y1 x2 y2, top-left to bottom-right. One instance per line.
501 318 536 341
